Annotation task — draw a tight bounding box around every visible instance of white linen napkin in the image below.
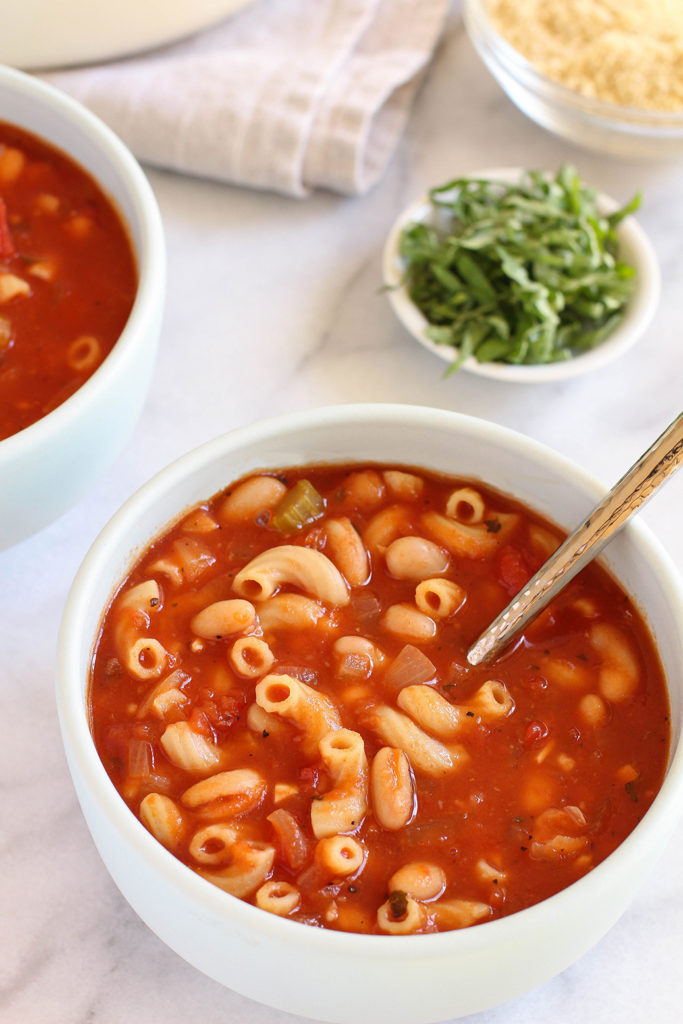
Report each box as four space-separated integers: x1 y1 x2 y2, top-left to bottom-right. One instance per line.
43 0 449 197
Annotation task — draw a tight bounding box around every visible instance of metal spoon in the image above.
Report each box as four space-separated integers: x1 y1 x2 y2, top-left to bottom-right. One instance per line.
466 411 683 667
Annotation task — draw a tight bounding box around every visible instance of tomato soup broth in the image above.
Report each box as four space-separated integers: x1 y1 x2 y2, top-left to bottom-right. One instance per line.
0 122 137 440
89 464 670 935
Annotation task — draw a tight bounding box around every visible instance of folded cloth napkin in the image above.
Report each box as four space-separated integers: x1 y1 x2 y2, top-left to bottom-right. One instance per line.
43 0 449 198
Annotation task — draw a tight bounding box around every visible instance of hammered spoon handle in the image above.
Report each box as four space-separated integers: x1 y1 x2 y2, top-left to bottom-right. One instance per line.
466 411 683 667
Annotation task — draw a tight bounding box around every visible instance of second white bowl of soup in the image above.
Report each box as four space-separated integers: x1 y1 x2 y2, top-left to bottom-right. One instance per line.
57 404 683 1023
0 66 165 548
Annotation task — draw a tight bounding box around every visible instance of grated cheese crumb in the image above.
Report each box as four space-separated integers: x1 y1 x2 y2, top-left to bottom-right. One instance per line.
488 0 683 110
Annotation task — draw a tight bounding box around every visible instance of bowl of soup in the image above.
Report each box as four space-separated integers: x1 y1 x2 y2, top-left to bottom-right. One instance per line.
56 403 683 1023
0 0 256 70
0 65 165 549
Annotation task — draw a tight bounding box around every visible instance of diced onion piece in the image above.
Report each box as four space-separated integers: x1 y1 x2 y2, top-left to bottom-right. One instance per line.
267 808 310 870
350 590 381 627
385 645 436 691
128 739 153 779
0 273 30 303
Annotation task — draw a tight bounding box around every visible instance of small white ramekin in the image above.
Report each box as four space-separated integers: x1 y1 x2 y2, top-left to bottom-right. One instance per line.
382 169 660 383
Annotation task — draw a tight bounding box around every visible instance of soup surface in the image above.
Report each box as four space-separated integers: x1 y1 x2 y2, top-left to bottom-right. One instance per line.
90 464 670 934
0 121 137 441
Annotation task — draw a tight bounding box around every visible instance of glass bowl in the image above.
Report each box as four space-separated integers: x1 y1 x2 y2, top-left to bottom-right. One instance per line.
464 0 683 160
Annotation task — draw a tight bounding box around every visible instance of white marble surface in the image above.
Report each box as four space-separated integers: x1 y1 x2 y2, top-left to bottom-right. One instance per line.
2 6 683 1024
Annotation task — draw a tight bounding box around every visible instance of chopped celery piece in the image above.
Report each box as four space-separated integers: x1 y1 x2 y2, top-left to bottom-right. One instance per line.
271 479 324 532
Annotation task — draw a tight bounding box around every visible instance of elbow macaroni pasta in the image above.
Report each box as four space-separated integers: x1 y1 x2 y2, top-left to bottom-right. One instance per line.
415 578 465 618
255 879 301 916
421 510 517 559
590 622 640 702
396 684 463 739
315 835 366 876
66 333 101 372
463 679 515 719
196 836 276 898
255 673 342 757
234 545 350 606
364 705 464 776
180 769 266 815
445 486 486 524
139 793 185 851
160 722 223 773
377 894 427 934
310 729 369 839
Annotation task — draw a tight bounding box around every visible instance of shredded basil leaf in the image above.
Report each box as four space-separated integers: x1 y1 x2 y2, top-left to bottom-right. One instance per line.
398 166 641 369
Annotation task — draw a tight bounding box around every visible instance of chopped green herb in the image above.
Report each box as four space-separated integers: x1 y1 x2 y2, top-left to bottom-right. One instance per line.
387 889 409 920
397 166 640 370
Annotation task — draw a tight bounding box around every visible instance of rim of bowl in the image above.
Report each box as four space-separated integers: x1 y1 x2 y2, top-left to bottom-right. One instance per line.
5 0 257 72
382 168 660 383
0 65 165 463
57 403 683 959
463 0 683 134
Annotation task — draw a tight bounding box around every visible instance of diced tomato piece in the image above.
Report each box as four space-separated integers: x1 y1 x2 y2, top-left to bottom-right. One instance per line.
188 708 212 737
298 765 320 795
497 545 532 595
192 689 246 741
523 720 549 748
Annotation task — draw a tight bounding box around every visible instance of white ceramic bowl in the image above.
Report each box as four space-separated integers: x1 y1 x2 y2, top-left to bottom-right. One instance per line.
0 0 256 70
382 169 660 383
0 66 165 549
464 0 683 160
57 403 683 1024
